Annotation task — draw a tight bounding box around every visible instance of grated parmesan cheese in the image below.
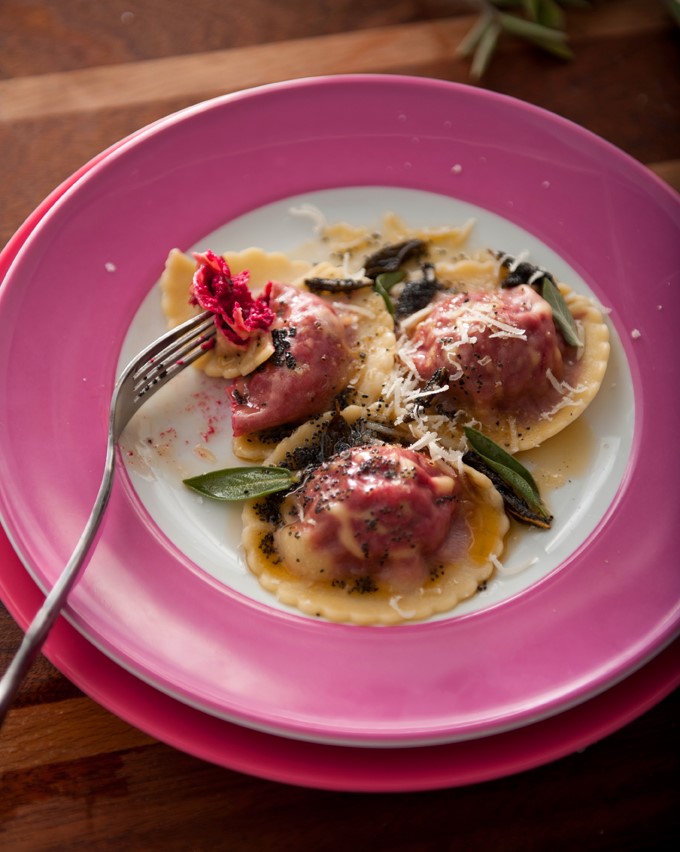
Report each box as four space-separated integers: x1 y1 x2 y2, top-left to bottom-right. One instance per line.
330 300 376 319
398 302 437 332
389 596 417 619
376 334 466 466
545 368 566 394
403 384 450 404
464 306 528 341
496 249 529 273
539 394 585 421
491 554 539 576
545 368 587 396
289 203 327 233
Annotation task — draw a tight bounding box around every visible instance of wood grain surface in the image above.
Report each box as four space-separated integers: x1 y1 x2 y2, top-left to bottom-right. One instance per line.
1 1 678 848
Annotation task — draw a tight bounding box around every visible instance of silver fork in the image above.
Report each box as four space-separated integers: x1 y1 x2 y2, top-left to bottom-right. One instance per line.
0 309 216 726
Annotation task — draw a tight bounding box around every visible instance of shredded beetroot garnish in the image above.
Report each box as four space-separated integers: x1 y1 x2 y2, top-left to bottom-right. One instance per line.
190 250 274 348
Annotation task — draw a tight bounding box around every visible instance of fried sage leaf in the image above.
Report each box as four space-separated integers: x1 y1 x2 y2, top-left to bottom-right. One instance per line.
538 276 583 348
394 267 440 319
364 239 426 279
463 426 552 527
304 277 372 294
463 452 553 528
183 466 296 501
319 411 364 462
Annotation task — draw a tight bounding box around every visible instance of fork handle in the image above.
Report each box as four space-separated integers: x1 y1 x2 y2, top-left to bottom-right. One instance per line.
0 437 116 728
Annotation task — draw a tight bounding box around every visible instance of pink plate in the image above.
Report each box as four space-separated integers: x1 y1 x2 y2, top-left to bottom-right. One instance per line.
1 528 678 790
1 149 678 790
0 76 679 747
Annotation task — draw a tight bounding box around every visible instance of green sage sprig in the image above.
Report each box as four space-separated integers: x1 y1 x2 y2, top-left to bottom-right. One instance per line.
183 466 296 501
374 270 406 316
538 276 582 348
463 426 553 527
457 0 590 80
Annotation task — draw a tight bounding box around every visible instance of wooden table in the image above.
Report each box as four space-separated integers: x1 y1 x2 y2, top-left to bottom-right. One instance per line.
1 1 678 847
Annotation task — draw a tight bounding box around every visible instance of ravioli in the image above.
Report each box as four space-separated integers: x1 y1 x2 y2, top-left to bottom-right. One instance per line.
160 247 312 379
285 212 610 455
390 275 610 454
160 246 395 462
241 409 509 625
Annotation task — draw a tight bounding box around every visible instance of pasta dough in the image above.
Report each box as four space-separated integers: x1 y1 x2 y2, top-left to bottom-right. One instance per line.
241 410 509 625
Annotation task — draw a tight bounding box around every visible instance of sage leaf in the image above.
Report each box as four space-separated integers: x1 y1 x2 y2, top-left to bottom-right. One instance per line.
456 9 494 58
374 270 406 317
473 454 550 520
498 12 568 44
305 277 371 294
471 21 502 79
464 426 539 492
535 0 565 29
539 276 583 348
463 426 551 522
364 240 425 279
183 466 296 501
522 0 541 21
463 451 553 528
496 252 582 349
375 270 406 291
374 278 394 316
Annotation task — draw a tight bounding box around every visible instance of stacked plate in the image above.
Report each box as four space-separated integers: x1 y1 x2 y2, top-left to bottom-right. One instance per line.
1 76 678 791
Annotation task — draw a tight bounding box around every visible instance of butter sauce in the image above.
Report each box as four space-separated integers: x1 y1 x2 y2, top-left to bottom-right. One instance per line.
519 414 595 493
503 415 596 561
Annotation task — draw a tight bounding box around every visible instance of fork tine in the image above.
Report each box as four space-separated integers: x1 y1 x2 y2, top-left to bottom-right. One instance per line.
112 310 217 435
131 311 216 382
131 314 216 399
132 325 217 400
